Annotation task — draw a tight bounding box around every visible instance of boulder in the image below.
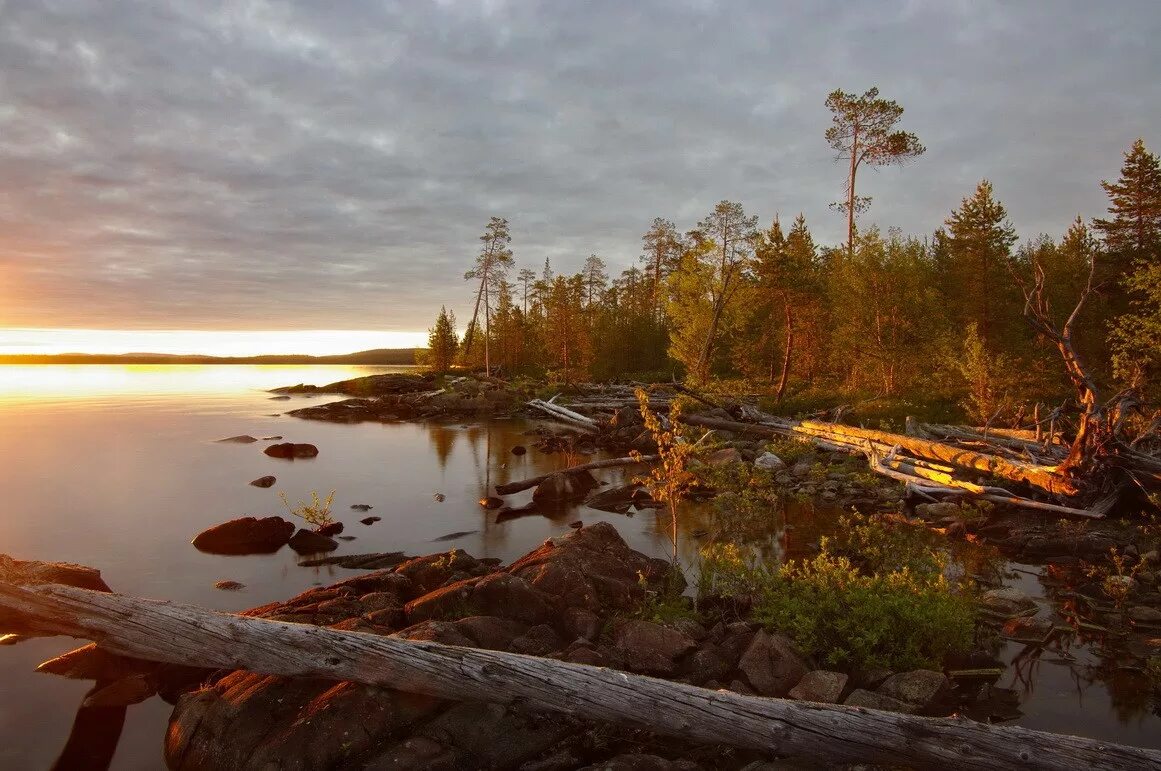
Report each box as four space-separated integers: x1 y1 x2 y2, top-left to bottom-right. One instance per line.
705 447 742 466
287 529 338 554
736 630 809 697
753 452 786 471
395 550 484 595
1129 605 1161 624
788 670 848 703
248 475 276 488
361 516 381 525
213 580 245 591
980 587 1038 619
506 522 677 611
876 670 949 710
843 688 917 714
191 516 295 555
454 616 526 651
263 442 319 459
532 470 600 504
683 643 733 684
584 483 644 513
613 620 696 675
316 521 344 537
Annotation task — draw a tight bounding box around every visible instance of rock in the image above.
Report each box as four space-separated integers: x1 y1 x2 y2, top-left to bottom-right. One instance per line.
584 483 643 513
0 554 113 593
532 470 600 504
262 436 282 440
569 520 583 529
269 394 291 400
214 580 245 591
454 616 525 651
754 452 786 471
287 528 338 554
361 516 382 525
736 630 808 697
433 530 476 541
511 445 527 455
980 587 1038 618
350 504 373 511
844 688 917 714
479 496 504 509
684 643 732 684
1143 549 1160 565
263 442 319 459
433 493 446 502
396 550 483 595
405 572 554 626
216 435 257 443
705 447 742 466
506 522 678 611
914 502 961 520
561 607 602 641
191 516 295 555
582 754 702 771
876 670 949 709
316 521 344 537
1001 615 1053 642
1129 606 1161 624
670 618 708 642
613 620 696 675
788 670 848 703
248 475 276 488
510 623 562 656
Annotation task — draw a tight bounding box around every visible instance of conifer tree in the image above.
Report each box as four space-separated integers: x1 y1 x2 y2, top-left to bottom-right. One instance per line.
427 306 458 372
825 86 925 256
463 217 514 376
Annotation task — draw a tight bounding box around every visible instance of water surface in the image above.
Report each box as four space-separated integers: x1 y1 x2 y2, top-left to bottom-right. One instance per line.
0 365 1157 768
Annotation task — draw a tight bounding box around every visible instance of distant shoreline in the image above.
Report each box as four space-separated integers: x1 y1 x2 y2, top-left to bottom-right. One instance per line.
0 348 420 366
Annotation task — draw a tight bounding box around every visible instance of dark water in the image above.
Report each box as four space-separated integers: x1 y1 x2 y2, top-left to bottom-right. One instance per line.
0 365 1157 768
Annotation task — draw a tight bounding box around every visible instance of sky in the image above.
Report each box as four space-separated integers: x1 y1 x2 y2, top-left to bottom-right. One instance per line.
1 0 1159 354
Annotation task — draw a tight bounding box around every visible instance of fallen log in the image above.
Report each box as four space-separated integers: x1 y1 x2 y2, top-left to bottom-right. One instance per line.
495 455 657 495
526 399 599 433
2 582 1157 770
678 414 1077 498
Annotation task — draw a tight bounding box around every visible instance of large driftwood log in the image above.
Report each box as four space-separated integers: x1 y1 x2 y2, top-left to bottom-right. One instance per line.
679 414 1078 498
2 582 1158 770
495 455 657 495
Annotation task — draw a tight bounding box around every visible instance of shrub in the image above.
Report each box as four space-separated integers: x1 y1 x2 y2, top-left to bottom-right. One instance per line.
698 512 977 670
279 489 336 530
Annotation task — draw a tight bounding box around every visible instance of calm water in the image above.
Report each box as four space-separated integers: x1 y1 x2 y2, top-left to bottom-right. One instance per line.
0 365 1157 768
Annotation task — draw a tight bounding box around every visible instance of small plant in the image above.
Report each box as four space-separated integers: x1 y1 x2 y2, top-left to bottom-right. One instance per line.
279 489 336 530
634 569 697 624
1084 547 1144 610
632 387 697 561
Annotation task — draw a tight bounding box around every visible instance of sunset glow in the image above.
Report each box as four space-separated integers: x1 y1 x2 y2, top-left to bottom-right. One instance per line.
0 328 427 357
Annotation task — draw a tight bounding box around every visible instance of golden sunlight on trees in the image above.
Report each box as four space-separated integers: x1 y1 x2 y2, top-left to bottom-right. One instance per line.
825 86 925 256
427 306 458 372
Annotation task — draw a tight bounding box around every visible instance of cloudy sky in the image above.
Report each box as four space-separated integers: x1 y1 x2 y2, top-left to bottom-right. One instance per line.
1 0 1159 350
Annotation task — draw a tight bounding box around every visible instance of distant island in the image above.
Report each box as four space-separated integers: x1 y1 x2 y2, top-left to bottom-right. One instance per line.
0 348 420 365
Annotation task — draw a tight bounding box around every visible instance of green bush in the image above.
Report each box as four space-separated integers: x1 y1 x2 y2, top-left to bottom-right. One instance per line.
697 513 977 671
752 553 975 671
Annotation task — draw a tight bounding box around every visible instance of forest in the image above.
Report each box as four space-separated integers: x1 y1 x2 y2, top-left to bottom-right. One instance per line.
426 89 1160 430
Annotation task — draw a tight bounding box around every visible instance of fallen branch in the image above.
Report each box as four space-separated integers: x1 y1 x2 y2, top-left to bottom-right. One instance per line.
2 582 1157 770
495 455 657 495
527 399 600 433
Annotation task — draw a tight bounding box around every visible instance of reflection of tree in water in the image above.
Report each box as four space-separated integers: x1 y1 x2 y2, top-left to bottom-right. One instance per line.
427 423 458 471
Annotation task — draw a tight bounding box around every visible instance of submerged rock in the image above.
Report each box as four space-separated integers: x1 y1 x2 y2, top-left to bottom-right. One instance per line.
287 528 338 554
263 442 319 459
531 470 600 504
214 580 245 591
215 434 258 444
191 516 295 555
361 516 382 526
248 475 276 488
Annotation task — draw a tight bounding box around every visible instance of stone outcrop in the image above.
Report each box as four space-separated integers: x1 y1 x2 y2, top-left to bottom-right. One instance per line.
190 516 295 555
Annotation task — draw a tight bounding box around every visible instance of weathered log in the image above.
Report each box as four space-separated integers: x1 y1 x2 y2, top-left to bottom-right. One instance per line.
678 414 1078 498
2 582 1158 770
495 455 657 495
526 399 599 432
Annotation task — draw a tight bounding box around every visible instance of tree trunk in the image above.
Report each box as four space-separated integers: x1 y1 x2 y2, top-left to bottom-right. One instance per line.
847 126 859 256
3 582 1157 770
495 455 657 495
775 294 793 403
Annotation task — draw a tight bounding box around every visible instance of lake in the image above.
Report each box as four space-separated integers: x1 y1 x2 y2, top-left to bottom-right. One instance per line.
0 364 1157 768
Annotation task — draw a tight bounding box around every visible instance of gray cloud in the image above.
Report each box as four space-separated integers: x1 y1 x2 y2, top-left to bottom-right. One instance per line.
1 0 1159 331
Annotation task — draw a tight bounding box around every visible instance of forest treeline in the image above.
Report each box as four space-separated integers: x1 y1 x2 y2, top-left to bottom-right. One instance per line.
426 90 1160 423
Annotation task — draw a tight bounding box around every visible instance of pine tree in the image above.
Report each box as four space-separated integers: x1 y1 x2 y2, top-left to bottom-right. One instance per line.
640 217 683 320
690 200 758 381
1093 139 1161 284
427 306 458 372
463 217 514 376
942 180 1021 352
825 86 925 255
